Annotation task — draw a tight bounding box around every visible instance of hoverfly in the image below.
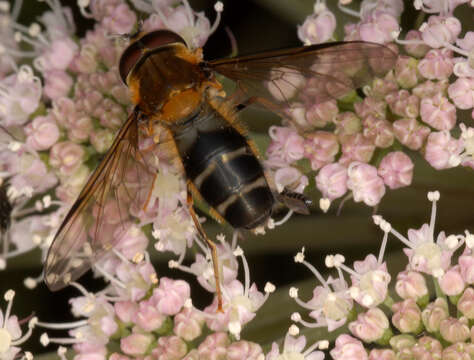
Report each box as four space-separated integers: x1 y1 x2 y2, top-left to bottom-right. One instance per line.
44 29 397 309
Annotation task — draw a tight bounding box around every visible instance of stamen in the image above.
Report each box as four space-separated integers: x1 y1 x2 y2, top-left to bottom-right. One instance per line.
428 191 440 241
3 290 15 324
378 230 389 264
304 339 325 356
208 1 224 36
300 258 329 289
77 0 94 18
234 246 250 297
11 318 37 346
70 282 90 297
94 264 126 289
36 319 88 330
288 324 299 336
57 346 68 360
181 0 195 26
337 1 360 18
40 333 83 346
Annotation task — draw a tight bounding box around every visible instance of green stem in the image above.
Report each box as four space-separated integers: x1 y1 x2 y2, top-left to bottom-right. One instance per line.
433 278 446 301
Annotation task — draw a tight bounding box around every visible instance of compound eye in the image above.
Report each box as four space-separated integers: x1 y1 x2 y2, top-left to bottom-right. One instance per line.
140 30 186 50
118 30 187 84
119 40 142 84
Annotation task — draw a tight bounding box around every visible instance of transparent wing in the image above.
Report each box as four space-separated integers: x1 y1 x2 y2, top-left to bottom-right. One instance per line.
206 41 397 116
44 111 157 290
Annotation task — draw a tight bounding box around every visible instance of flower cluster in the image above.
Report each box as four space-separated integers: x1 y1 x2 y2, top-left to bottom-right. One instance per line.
0 0 224 280
0 290 36 360
267 0 474 211
35 239 271 359
291 191 474 359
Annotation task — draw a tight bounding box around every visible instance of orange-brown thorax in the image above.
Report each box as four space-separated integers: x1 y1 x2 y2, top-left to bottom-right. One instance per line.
127 43 209 124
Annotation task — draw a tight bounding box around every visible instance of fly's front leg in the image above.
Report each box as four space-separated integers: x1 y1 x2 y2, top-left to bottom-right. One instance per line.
186 181 224 312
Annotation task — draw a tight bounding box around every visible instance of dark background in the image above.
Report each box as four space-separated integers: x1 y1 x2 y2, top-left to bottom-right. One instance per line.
5 0 474 355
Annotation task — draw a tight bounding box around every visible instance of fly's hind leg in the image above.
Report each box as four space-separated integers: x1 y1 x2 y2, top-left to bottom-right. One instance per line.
186 181 224 312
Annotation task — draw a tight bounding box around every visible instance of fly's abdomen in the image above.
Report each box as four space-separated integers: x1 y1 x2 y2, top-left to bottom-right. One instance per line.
175 112 274 229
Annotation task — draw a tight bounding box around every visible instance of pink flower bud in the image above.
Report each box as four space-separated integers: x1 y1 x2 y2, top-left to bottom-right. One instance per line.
304 100 339 128
418 48 454 80
442 343 474 360
335 112 362 141
440 316 470 343
315 163 348 200
391 299 422 333
120 333 154 356
394 56 420 89
359 11 399 44
354 97 387 119
421 15 461 48
152 335 187 360
411 336 443 360
362 116 394 148
43 70 73 100
395 271 428 301
393 118 430 150
330 334 368 360
378 152 414 189
227 341 263 360
90 129 114 154
420 93 456 131
114 301 138 324
134 298 166 332
99 98 127 129
197 332 230 359
459 250 474 284
457 287 474 319
439 265 465 296
421 297 449 332
368 349 395 360
370 70 398 99
24 115 60 151
448 77 474 110
266 126 305 167
49 141 86 176
412 79 449 99
347 162 385 207
304 131 339 170
404 30 430 58
386 90 420 118
274 167 308 194
151 277 190 316
173 307 205 341
40 37 78 71
349 307 389 343
388 334 416 352
424 131 462 170
340 134 375 164
102 4 137 34
297 10 336 45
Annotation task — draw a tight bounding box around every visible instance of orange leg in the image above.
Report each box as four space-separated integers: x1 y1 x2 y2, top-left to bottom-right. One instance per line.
142 173 157 212
186 181 224 312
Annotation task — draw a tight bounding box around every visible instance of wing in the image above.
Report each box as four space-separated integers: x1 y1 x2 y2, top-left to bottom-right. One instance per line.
44 110 157 290
206 41 397 121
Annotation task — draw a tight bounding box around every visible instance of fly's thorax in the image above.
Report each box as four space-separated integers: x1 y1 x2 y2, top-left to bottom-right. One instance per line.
126 41 206 120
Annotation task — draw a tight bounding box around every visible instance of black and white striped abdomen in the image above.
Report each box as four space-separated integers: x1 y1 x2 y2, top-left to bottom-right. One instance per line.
173 108 274 229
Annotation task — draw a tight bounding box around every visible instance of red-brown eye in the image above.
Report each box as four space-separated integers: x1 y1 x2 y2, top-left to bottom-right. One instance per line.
119 30 186 84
